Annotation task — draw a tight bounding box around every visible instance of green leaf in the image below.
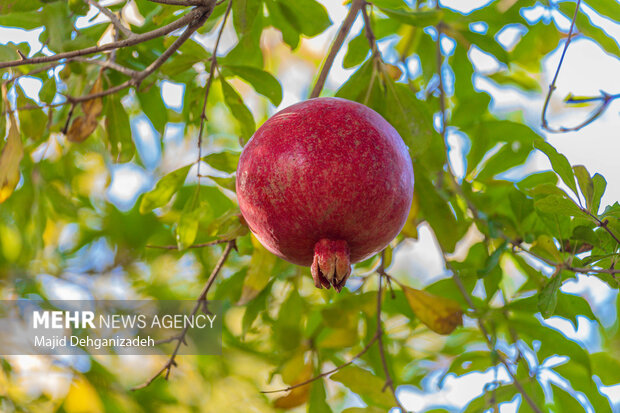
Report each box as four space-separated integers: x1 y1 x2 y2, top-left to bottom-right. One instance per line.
39 76 57 104
16 86 47 142
590 352 620 386
591 173 606 214
238 236 276 305
224 65 282 106
343 32 370 69
139 165 191 214
0 0 43 15
377 7 441 27
573 165 594 211
220 77 256 142
266 0 300 49
537 272 561 318
277 0 330 37
517 171 558 191
202 150 240 174
40 2 72 52
551 383 586 412
336 59 375 101
381 78 435 157
105 95 135 162
330 366 395 409
559 2 620 57
232 0 261 37
584 0 620 22
534 140 579 198
534 195 583 217
414 167 464 252
175 188 207 250
137 84 168 134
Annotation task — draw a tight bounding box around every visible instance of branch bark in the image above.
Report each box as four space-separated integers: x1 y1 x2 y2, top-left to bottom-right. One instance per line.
0 4 214 70
309 0 364 99
85 0 135 39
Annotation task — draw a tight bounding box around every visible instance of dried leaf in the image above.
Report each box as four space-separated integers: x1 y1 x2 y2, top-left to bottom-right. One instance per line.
66 75 103 142
0 113 23 203
403 286 463 334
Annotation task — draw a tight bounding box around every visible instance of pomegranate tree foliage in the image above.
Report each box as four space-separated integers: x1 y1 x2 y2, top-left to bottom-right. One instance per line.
0 0 619 411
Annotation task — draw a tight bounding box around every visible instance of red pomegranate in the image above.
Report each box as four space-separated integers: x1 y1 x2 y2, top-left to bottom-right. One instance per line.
236 97 414 291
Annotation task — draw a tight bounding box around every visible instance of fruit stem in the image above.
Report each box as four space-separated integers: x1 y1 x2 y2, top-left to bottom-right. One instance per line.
311 239 351 292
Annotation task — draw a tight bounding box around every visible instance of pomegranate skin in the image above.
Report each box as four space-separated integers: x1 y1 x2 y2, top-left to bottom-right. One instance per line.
236 97 414 289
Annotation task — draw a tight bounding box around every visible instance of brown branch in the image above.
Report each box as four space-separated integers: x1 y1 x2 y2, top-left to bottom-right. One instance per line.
72 57 140 78
145 238 234 250
0 5 213 69
541 0 588 133
581 208 620 246
309 0 364 99
375 256 407 412
132 240 236 390
85 0 135 39
7 4 215 114
197 0 232 178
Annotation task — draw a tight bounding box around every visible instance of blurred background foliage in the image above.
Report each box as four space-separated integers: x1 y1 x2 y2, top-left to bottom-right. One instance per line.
0 0 619 411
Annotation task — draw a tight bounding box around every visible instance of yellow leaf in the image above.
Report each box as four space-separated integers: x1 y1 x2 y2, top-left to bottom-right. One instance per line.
63 376 104 413
66 115 99 142
66 75 103 143
0 113 23 203
237 235 276 305
400 192 419 239
403 286 463 335
273 355 312 409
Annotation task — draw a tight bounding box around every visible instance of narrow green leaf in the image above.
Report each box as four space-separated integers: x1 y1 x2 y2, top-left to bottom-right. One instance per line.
137 84 168 134
224 65 282 106
537 272 562 318
551 383 586 412
220 78 256 142
16 87 47 141
309 380 334 413
591 173 607 214
590 352 620 386
176 188 208 250
573 165 594 211
105 95 135 162
534 140 579 197
139 165 191 214
232 0 261 37
378 7 441 27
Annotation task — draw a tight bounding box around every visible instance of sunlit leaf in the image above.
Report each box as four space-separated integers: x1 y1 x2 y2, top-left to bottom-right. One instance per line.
537 271 561 318
139 165 191 213
0 113 23 203
403 286 463 334
105 94 135 162
534 140 579 198
238 235 277 305
220 77 256 142
330 366 395 409
224 65 283 106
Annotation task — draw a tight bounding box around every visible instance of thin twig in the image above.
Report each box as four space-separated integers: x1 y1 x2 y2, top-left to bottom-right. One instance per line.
375 262 407 412
197 0 232 178
541 0 586 133
309 0 364 98
85 0 135 39
581 208 620 246
145 238 234 250
444 258 543 413
7 5 214 114
0 5 213 69
132 240 236 390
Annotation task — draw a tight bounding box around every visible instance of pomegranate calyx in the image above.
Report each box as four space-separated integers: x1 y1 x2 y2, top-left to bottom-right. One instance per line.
311 239 351 292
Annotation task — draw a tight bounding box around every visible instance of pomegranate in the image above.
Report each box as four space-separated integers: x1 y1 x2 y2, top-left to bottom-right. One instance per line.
236 97 414 291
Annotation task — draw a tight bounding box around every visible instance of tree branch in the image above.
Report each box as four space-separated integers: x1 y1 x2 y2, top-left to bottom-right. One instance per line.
197 0 232 178
85 0 135 39
148 0 210 5
0 4 214 69
541 0 587 133
132 240 236 390
309 0 364 99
